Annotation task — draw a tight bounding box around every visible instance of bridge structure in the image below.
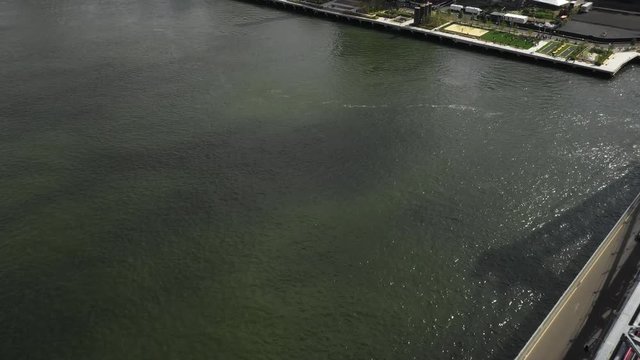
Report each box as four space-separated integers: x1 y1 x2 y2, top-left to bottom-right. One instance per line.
517 192 640 360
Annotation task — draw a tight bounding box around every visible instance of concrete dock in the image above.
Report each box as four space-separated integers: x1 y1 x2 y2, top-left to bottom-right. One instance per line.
250 0 639 77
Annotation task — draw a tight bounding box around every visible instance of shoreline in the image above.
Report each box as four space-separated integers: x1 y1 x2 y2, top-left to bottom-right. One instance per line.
241 0 639 78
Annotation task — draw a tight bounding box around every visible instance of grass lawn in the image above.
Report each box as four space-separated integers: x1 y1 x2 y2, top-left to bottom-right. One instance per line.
521 7 556 20
375 9 414 18
533 9 556 20
480 31 536 49
556 44 579 58
537 41 561 55
375 11 396 18
567 45 587 60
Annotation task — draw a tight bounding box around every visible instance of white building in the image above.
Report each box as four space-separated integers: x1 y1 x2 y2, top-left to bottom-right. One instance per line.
504 13 529 24
464 7 483 15
532 0 570 9
580 2 594 12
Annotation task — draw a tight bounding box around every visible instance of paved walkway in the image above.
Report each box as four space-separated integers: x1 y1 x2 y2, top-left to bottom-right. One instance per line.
603 51 640 73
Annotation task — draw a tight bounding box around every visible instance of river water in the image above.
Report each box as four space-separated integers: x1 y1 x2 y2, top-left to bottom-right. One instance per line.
1 0 639 359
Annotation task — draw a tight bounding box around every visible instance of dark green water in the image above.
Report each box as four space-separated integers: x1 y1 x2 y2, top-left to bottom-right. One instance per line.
1 0 639 359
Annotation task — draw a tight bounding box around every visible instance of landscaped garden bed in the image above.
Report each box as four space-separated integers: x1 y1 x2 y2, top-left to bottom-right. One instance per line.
373 8 413 19
591 47 614 66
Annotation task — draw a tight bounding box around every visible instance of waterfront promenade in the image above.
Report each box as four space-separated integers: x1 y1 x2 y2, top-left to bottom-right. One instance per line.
253 0 639 77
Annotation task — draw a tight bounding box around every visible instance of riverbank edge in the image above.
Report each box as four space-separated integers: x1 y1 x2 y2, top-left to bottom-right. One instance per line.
239 0 639 78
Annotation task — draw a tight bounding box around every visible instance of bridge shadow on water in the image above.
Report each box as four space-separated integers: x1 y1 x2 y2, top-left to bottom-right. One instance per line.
474 164 640 360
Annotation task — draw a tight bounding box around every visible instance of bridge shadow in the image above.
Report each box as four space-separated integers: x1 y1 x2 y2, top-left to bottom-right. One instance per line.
474 163 640 359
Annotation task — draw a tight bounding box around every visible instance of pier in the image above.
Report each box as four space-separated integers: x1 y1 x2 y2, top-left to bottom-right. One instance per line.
247 0 639 77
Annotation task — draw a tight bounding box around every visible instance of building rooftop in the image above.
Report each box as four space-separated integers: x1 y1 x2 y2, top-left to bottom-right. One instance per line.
533 0 570 7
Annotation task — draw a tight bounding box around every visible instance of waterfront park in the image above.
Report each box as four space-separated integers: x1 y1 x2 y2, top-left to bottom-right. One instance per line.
279 0 640 74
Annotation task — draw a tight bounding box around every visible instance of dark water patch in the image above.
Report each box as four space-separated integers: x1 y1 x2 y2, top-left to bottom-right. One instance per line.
234 14 299 27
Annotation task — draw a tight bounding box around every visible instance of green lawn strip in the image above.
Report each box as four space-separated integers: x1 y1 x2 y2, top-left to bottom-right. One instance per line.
537 41 560 55
479 31 536 49
544 45 559 54
375 9 414 18
551 43 571 57
533 10 555 20
539 43 554 53
559 45 577 58
522 8 556 20
374 11 396 18
567 45 587 60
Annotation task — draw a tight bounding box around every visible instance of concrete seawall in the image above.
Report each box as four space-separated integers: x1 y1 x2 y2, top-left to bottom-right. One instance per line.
241 0 639 78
